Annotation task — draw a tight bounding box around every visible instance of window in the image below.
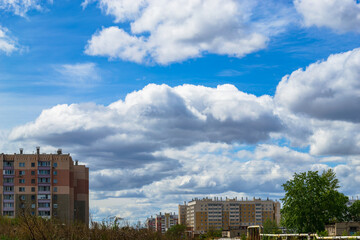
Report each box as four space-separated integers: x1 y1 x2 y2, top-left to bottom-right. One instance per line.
38 170 50 175
37 195 51 200
4 195 14 200
39 186 50 192
31 204 36 209
31 162 35 167
31 212 35 216
53 187 57 192
53 163 57 167
3 169 14 175
53 195 57 200
19 162 25 167
4 186 13 192
31 171 35 175
31 187 35 192
19 179 25 184
53 170 57 175
4 178 14 183
38 202 50 208
38 161 50 167
20 204 25 209
38 178 50 183
53 204 58 209
31 179 35 184
53 179 57 184
31 195 36 200
20 195 25 201
38 211 50 216
3 203 14 208
19 187 25 192
3 211 14 216
19 170 25 176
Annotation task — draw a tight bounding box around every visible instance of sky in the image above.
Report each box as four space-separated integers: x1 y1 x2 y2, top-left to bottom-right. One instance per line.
1 0 360 222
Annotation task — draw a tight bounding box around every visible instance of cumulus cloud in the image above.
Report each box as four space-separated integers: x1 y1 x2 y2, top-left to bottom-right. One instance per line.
84 0 290 64
0 26 17 54
294 0 360 33
275 48 360 123
9 84 283 169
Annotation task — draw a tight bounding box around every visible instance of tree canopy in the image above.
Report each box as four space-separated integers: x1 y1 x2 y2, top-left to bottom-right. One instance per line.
347 200 360 222
281 169 348 233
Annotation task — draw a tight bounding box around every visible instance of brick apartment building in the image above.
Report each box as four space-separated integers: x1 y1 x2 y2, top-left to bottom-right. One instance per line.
146 212 179 233
0 147 89 224
179 197 280 236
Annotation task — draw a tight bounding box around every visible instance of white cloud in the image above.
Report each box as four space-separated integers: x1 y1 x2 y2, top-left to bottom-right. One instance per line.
275 48 360 123
274 48 360 155
9 84 282 150
0 26 17 54
55 62 101 87
84 0 290 64
294 0 360 32
0 0 43 16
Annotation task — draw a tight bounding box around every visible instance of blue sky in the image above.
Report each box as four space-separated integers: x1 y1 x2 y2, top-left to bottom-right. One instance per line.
1 0 360 222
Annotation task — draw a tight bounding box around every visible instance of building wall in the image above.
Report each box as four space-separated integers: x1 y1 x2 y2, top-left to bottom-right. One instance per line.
326 222 360 236
0 148 88 224
181 197 281 235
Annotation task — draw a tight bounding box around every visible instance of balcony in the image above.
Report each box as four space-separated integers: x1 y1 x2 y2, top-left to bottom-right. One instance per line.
3 182 14 186
38 166 51 170
3 199 14 203
3 207 14 211
3 166 14 170
38 199 51 203
38 182 51 187
38 191 51 195
3 175 14 178
38 207 51 211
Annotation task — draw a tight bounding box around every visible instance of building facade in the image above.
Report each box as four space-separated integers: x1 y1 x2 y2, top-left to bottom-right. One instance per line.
179 197 280 236
0 147 89 224
146 212 179 233
326 222 360 236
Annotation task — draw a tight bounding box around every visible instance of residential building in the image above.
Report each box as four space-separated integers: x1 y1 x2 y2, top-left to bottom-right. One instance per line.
146 212 179 233
0 147 89 224
145 216 156 231
179 197 281 236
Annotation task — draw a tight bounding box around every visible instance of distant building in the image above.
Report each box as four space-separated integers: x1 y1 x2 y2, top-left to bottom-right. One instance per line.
146 212 179 233
179 197 280 236
0 147 89 224
145 216 156 231
326 222 360 236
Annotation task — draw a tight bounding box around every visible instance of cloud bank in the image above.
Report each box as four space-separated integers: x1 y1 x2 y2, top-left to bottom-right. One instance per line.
7 48 360 221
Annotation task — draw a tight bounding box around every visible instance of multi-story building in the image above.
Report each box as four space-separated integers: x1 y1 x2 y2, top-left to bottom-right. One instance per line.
0 147 89 224
146 212 179 233
179 197 280 236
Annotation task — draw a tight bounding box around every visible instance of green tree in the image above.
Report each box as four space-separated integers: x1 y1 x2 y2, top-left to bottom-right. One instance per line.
199 228 222 240
347 200 360 221
165 224 187 240
281 169 348 233
263 219 281 234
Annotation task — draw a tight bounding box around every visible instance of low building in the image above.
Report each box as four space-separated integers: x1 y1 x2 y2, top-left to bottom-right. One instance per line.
326 222 360 236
